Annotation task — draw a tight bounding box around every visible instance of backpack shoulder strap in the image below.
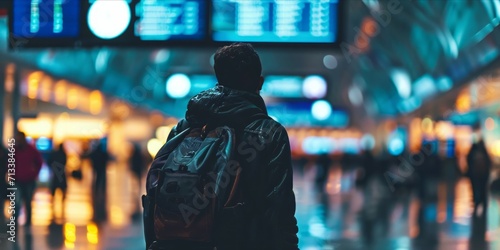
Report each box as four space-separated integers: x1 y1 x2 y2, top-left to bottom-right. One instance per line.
167 119 190 141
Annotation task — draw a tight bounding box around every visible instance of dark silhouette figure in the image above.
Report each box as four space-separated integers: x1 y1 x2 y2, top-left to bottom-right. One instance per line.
144 43 299 249
355 150 376 189
466 139 491 242
48 143 68 220
130 143 145 188
130 143 146 219
13 131 43 230
315 153 332 192
415 141 442 245
357 153 393 247
46 222 64 248
88 138 111 222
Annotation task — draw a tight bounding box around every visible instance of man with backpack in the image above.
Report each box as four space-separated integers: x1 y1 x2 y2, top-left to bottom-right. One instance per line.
143 43 299 250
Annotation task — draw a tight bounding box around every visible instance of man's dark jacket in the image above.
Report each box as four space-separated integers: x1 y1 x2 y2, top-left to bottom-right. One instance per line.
167 85 299 250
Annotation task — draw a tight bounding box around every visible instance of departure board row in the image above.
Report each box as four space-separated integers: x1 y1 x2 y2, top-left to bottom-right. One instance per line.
9 0 341 48
212 0 337 43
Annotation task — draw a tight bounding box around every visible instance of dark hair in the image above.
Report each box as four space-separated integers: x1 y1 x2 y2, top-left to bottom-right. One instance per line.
213 43 262 92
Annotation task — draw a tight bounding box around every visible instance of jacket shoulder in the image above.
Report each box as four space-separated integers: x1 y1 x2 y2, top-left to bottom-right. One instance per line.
244 117 289 141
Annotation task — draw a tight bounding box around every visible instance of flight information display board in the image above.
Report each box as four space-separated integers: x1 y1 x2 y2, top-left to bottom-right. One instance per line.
135 0 205 41
211 0 340 44
9 0 342 48
10 0 208 48
11 0 80 38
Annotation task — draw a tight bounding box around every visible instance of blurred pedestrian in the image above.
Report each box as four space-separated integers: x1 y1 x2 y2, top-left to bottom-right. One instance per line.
87 138 111 222
415 141 442 245
130 143 145 189
14 131 43 230
358 153 393 246
129 142 145 219
466 136 491 242
48 143 68 220
466 138 491 212
315 153 332 192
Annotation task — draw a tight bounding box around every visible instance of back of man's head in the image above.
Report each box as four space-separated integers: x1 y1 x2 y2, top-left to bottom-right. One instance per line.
213 43 262 92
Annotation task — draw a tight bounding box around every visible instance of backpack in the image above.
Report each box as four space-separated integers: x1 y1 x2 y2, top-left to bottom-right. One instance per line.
142 118 256 249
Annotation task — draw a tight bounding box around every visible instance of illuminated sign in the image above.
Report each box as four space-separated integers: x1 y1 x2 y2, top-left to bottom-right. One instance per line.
10 0 207 48
212 0 340 44
11 0 79 38
9 0 342 48
267 101 349 127
135 0 205 41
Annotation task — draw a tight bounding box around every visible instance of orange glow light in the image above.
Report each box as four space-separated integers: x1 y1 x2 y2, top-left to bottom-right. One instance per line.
54 80 67 105
421 118 433 134
67 88 78 110
87 222 99 244
89 90 103 115
456 93 471 113
110 205 126 226
492 140 500 157
64 222 77 248
40 76 53 102
361 17 378 37
27 71 43 99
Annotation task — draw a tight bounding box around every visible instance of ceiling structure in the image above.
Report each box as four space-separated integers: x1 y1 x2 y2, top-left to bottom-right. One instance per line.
1 0 500 129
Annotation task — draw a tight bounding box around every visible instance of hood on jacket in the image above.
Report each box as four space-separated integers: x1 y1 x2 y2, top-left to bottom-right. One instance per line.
185 85 268 128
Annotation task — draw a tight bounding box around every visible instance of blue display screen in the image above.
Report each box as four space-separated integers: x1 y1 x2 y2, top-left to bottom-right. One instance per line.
211 0 339 43
134 0 206 41
267 101 349 127
12 0 80 38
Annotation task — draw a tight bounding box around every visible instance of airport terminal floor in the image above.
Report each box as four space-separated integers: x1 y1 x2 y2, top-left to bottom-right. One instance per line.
4 1 500 250
1 161 499 250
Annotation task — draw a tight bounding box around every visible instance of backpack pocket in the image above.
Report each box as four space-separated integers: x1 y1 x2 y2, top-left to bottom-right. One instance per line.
154 170 215 242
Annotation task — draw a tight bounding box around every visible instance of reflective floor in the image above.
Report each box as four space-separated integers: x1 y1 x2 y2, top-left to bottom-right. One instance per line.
0 161 499 250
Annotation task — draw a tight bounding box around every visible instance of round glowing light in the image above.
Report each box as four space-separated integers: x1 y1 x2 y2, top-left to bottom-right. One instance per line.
147 139 163 158
323 55 338 69
36 137 52 151
156 126 173 142
360 133 375 150
391 69 412 99
303 75 327 99
38 164 51 183
166 74 191 99
153 49 170 64
348 85 363 106
87 0 131 40
95 49 110 73
485 117 495 131
456 93 471 113
311 100 332 121
388 137 404 156
302 137 335 155
492 140 500 157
